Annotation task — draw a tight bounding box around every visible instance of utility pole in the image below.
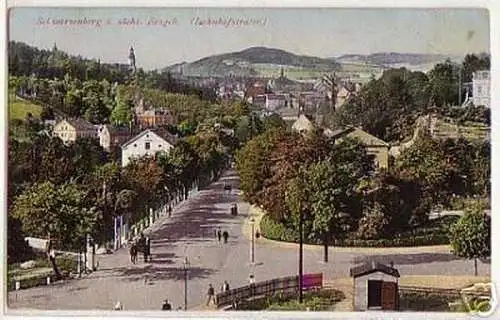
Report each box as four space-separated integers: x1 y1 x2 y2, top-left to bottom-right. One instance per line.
184 256 189 310
250 218 255 264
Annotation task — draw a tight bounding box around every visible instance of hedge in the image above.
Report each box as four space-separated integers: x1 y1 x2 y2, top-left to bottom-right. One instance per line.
260 215 451 248
236 289 345 311
399 292 459 312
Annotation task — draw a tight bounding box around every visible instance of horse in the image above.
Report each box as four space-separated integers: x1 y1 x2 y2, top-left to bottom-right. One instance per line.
129 243 138 264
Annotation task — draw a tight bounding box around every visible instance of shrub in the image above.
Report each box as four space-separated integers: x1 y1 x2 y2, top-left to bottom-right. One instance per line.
260 215 299 243
356 203 389 240
238 289 344 311
260 214 450 247
399 292 458 312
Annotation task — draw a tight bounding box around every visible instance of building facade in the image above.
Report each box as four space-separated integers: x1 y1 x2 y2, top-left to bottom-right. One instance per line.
53 118 99 143
121 128 178 167
98 125 132 152
472 70 490 108
324 127 390 169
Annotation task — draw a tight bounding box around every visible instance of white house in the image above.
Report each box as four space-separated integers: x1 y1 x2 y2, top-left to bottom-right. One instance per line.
121 128 178 167
350 262 400 311
472 70 490 108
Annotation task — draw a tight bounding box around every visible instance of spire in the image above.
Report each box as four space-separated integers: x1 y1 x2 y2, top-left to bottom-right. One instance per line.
52 42 58 52
128 46 136 73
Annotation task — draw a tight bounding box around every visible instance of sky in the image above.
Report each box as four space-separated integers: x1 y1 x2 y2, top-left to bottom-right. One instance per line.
8 7 490 70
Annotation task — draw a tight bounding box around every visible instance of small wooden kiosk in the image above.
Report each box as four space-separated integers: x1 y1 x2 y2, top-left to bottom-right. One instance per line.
349 261 400 311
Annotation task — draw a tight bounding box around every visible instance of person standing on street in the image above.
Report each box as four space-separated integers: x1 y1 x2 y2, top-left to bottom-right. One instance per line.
222 280 230 292
217 229 222 242
146 236 151 262
222 231 229 244
162 299 172 310
206 284 216 306
249 274 255 284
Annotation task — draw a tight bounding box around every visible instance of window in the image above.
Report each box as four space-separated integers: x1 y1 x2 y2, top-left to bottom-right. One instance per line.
145 142 151 150
133 143 137 148
158 144 162 148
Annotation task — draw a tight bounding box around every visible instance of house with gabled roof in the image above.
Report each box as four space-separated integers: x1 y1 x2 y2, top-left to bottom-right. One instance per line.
121 128 178 167
324 126 390 169
53 118 99 143
350 261 400 311
291 114 315 134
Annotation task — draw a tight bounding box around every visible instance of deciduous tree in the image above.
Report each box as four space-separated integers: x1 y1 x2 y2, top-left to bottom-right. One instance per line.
449 205 490 276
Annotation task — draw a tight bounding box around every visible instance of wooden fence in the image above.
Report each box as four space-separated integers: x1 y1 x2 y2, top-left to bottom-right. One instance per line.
215 273 323 308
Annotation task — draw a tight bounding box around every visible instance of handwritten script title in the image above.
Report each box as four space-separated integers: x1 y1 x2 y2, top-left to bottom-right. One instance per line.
36 16 269 28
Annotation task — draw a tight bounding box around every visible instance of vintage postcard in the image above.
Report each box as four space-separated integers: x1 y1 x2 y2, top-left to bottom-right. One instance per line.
4 4 493 318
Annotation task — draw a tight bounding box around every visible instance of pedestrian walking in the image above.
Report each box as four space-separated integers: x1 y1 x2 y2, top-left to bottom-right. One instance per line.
222 280 230 292
206 284 216 306
146 237 152 262
129 243 138 264
217 229 222 242
168 205 172 217
222 231 229 244
113 301 123 310
161 299 172 310
249 274 255 284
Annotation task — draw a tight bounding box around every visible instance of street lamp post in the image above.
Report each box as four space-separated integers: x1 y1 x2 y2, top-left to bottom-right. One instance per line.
250 218 255 264
183 256 189 311
298 211 304 304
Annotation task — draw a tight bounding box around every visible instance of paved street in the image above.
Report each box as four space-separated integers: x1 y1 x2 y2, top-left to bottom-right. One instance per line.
7 169 490 311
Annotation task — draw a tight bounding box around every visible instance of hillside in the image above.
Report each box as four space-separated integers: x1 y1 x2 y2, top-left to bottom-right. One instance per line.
9 94 42 120
165 48 464 79
164 46 341 78
335 52 460 66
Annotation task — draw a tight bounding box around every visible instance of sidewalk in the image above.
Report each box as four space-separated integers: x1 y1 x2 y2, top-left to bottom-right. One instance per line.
241 204 452 254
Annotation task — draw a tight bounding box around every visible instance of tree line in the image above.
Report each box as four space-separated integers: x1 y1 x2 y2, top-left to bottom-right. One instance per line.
330 54 490 143
8 117 238 260
236 124 490 261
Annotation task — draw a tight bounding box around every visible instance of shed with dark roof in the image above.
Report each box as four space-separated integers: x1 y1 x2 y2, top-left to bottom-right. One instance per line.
349 261 400 311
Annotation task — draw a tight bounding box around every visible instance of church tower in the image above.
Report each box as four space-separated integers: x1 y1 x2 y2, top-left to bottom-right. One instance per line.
128 46 136 73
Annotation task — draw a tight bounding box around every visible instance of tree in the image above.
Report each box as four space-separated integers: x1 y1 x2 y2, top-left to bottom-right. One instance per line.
122 158 165 223
7 215 32 264
110 85 134 126
449 205 490 276
462 53 490 83
396 131 456 208
304 159 354 262
356 202 389 240
11 182 101 252
428 59 460 108
235 127 286 205
321 73 339 111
